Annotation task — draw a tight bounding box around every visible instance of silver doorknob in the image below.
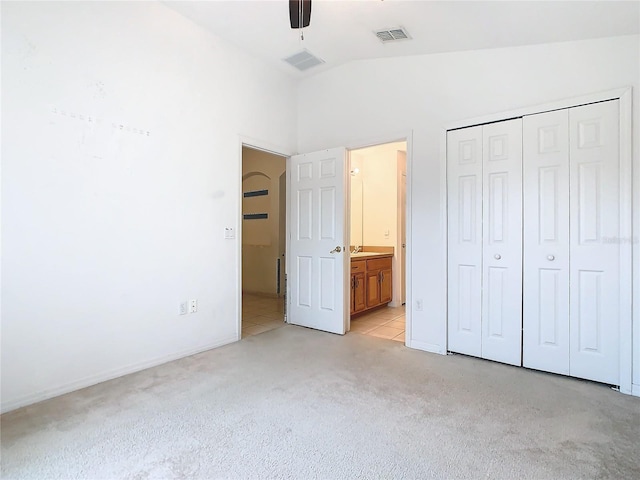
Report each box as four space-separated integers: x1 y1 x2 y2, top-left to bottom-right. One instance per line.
330 246 342 253
547 255 555 261
494 254 501 260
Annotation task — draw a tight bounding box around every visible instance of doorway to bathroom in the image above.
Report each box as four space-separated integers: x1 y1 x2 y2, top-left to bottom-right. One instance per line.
347 140 408 343
241 145 287 338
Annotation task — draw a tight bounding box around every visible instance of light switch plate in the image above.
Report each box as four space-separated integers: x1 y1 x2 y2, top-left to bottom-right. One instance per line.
224 227 235 239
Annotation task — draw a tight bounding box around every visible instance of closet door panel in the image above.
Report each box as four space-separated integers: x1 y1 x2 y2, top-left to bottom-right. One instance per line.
481 119 523 366
569 100 620 385
523 110 570 375
447 127 483 357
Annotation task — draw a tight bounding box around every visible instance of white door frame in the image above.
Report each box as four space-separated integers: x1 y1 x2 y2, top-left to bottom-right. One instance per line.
237 136 293 341
398 157 407 306
345 131 414 345
441 87 634 395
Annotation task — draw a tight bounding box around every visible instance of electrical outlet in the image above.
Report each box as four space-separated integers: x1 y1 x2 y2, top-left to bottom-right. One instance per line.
179 301 188 315
416 299 423 311
189 299 198 313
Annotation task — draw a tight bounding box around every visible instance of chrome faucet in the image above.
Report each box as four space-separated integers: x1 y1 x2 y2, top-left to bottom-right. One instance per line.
351 245 361 254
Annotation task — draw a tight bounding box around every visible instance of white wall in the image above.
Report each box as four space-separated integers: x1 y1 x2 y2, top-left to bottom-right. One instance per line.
297 35 640 373
1 1 296 412
355 143 402 248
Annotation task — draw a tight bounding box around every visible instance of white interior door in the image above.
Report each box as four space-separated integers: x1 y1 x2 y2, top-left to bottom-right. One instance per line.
523 109 570 375
481 119 523 366
569 100 620 385
396 150 407 306
447 126 483 358
400 171 407 305
288 148 347 335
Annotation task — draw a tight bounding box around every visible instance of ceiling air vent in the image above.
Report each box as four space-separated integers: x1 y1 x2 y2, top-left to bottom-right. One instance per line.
375 27 411 43
283 49 325 72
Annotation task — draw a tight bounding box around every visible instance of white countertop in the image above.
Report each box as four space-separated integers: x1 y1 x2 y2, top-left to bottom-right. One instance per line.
350 252 392 259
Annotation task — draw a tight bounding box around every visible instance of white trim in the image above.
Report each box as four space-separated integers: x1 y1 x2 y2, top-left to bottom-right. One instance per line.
347 149 353 331
405 132 413 346
618 89 633 395
342 150 350 334
441 87 634 394
409 340 446 355
633 384 640 397
0 337 237 414
444 87 631 131
239 135 294 158
439 126 449 356
285 156 291 324
393 154 407 309
345 131 411 151
237 140 244 341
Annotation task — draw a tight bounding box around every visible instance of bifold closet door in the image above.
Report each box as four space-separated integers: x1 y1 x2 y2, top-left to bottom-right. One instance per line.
481 119 523 366
447 120 522 365
523 100 621 385
569 100 620 385
523 109 570 375
447 126 483 358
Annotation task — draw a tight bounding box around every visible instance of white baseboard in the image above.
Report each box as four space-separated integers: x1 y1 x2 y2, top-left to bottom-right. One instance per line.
1 336 238 414
407 339 446 355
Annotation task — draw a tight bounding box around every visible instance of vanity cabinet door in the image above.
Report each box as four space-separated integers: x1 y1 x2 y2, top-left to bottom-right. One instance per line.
379 267 392 304
351 261 367 314
366 257 392 308
353 272 366 313
366 270 381 308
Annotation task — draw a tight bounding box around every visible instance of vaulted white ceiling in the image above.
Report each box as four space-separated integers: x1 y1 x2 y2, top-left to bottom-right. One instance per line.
163 0 640 79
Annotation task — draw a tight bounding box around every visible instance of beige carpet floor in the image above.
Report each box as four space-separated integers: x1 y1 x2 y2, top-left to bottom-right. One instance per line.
2 325 639 479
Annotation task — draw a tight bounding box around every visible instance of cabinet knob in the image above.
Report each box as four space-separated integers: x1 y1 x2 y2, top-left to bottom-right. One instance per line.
494 254 501 260
547 255 555 261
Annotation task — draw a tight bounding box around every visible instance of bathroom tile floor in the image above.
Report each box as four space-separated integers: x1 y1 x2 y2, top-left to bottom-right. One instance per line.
242 294 405 343
242 294 286 338
349 305 406 342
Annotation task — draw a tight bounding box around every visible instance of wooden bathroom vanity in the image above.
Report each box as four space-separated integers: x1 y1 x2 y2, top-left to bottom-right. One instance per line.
350 251 393 316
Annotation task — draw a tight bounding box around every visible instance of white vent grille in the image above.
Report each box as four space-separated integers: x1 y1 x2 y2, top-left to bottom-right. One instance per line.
375 27 411 43
283 50 325 71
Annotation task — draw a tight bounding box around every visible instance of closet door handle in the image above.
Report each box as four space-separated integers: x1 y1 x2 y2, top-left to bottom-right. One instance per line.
547 255 555 261
494 254 501 260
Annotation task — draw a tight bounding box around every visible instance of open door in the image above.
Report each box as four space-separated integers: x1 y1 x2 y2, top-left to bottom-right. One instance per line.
287 148 348 335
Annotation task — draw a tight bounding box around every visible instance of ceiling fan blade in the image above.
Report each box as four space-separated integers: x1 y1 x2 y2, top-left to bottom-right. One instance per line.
289 0 312 29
